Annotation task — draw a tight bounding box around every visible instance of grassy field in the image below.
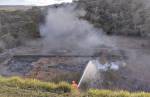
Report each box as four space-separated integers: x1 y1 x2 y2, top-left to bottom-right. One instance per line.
0 76 149 97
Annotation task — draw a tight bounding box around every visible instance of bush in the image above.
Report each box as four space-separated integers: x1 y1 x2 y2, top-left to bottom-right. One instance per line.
78 0 150 37
0 7 41 48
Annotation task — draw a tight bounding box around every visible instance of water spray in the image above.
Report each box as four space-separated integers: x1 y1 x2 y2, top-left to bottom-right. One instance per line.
78 60 98 88
78 60 120 88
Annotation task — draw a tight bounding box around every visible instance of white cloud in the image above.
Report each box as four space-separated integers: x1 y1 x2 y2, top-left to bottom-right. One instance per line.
0 0 73 5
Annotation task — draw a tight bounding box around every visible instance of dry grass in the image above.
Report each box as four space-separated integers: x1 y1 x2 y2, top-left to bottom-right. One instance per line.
0 76 149 97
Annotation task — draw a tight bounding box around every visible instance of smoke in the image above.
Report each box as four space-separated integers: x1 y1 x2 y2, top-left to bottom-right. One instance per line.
40 4 116 54
78 60 121 88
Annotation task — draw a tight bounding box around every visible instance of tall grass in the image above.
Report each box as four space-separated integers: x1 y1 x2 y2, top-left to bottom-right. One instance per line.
0 76 74 93
0 76 149 97
88 89 150 97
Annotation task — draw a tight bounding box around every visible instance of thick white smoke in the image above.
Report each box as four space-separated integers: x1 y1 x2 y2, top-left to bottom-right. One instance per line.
40 4 116 54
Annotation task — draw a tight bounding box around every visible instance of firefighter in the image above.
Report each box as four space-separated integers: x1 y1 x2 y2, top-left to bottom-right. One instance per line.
71 80 78 89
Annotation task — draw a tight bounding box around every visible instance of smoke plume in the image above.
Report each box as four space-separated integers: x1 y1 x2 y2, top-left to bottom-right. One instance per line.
40 4 116 54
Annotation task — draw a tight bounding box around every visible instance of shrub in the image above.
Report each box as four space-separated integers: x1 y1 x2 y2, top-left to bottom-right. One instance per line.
78 0 150 37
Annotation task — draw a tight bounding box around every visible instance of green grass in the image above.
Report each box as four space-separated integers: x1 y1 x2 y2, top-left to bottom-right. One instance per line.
0 76 149 97
88 89 150 97
0 76 74 93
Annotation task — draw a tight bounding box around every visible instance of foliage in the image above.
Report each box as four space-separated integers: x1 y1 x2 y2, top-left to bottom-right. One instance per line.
0 7 41 49
78 0 150 37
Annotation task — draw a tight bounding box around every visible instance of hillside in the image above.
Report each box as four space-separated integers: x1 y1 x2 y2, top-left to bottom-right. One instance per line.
0 76 150 97
0 6 41 50
78 0 150 37
0 5 32 11
0 1 150 95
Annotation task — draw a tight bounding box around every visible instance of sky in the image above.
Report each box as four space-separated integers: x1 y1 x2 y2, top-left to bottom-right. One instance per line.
0 0 73 6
